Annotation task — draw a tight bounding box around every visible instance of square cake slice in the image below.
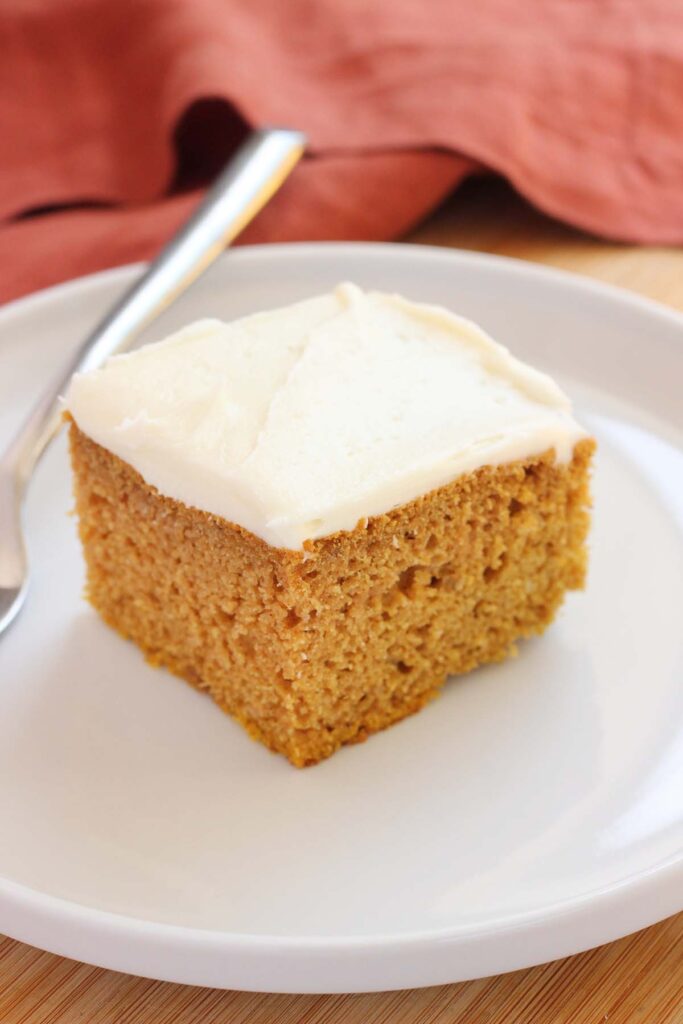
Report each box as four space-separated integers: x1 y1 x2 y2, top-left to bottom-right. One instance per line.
65 283 594 766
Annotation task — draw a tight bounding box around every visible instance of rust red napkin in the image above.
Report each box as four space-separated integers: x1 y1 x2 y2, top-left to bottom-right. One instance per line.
2 0 683 303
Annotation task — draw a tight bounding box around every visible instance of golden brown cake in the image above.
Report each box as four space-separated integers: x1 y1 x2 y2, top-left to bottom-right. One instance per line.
65 284 594 766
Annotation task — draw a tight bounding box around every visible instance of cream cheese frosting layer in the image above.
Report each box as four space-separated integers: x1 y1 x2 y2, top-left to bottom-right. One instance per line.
65 283 588 550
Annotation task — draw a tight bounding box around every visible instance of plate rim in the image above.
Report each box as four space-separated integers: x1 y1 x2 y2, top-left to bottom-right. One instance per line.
2 240 683 332
1 846 682 947
1 241 682 990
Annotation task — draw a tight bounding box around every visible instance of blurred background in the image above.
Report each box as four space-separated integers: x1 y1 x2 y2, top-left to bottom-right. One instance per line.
1 0 682 302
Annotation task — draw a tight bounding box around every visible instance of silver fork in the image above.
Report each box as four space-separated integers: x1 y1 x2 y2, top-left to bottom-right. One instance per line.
0 127 306 636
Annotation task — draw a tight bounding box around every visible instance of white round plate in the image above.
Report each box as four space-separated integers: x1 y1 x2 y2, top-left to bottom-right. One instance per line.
1 244 682 993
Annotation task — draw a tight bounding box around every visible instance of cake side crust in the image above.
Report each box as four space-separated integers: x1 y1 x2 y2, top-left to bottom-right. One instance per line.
67 419 595 766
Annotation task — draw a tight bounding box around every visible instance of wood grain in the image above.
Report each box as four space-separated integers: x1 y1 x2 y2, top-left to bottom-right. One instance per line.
2 178 682 1023
1 917 682 1024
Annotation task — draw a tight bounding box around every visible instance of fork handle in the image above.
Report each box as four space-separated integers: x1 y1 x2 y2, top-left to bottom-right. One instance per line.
5 127 306 484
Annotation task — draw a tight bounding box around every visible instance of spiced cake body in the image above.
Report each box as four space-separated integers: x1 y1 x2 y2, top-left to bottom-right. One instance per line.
65 284 594 766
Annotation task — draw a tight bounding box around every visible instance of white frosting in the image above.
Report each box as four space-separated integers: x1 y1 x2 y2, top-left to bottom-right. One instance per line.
65 283 588 550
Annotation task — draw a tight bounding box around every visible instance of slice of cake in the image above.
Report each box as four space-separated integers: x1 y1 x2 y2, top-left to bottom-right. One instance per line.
65 283 594 767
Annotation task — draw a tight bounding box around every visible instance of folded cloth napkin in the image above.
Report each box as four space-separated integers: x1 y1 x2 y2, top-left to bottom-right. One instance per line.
1 0 682 303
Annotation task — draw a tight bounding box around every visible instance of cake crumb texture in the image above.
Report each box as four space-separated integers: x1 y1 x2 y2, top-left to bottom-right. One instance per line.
68 422 595 767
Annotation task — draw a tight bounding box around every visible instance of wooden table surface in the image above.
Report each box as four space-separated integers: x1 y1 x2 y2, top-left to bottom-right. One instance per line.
2 179 682 1023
